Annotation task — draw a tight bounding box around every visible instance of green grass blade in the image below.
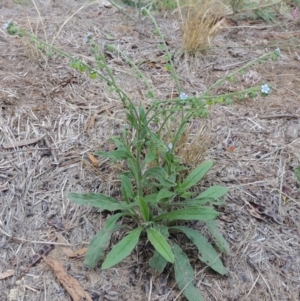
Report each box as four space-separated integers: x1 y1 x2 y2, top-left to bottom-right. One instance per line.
101 227 142 269
147 228 174 263
68 192 135 211
173 243 204 301
149 250 168 273
178 161 213 192
153 207 219 222
171 226 227 275
206 220 230 255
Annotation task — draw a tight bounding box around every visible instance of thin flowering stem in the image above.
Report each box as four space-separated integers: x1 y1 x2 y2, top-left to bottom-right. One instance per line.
105 44 157 101
144 8 181 93
203 52 273 96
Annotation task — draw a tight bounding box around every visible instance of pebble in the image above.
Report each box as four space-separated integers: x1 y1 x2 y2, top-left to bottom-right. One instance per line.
285 120 300 139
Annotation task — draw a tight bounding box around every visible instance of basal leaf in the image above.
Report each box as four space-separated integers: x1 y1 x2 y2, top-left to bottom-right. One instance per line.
205 220 230 255
171 226 227 275
195 186 228 202
173 243 204 301
147 228 174 263
105 213 124 229
143 193 159 204
153 207 219 222
178 161 213 192
136 196 150 221
84 228 113 268
152 223 169 238
68 192 135 211
101 227 143 269
149 250 168 273
95 150 133 162
156 189 175 203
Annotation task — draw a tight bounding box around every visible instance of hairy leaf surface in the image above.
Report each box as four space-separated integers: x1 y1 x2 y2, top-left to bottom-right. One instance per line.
102 227 143 269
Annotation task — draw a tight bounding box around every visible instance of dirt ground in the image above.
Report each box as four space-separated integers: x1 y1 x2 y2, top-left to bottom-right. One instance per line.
1 0 300 300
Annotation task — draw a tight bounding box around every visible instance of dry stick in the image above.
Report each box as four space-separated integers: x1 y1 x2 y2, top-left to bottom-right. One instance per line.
245 274 260 299
147 276 153 301
52 0 134 45
43 134 58 164
278 157 285 220
0 148 58 155
31 0 48 44
258 114 300 119
51 1 92 45
2 134 46 149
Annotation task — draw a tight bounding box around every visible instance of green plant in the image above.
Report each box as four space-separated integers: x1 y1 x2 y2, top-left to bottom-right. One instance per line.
5 12 277 299
295 166 300 188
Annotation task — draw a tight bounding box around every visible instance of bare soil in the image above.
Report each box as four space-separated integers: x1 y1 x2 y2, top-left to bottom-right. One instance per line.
1 1 300 300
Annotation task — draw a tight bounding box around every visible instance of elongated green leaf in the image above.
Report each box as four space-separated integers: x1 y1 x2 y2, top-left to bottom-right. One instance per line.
145 149 157 164
206 220 230 255
84 228 114 268
171 226 227 275
195 186 228 201
127 158 139 182
178 161 213 192
95 150 133 162
152 223 169 238
102 227 143 269
173 243 204 301
149 250 168 273
156 189 175 203
120 174 135 204
153 207 219 222
147 228 174 263
143 167 176 188
136 196 149 221
144 193 158 204
68 193 136 211
126 112 137 128
105 213 124 229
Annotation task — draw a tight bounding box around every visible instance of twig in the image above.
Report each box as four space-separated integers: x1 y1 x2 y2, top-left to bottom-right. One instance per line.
2 134 46 149
259 114 299 119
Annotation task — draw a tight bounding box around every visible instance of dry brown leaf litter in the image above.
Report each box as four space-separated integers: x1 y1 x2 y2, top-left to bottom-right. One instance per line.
0 0 300 300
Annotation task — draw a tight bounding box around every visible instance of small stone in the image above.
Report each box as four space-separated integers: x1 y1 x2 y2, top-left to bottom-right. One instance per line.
285 125 299 139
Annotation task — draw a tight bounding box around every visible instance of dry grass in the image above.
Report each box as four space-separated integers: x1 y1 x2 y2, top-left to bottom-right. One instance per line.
182 0 226 52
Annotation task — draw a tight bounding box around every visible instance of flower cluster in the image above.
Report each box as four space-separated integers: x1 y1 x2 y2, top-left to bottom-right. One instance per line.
261 84 271 95
180 92 188 100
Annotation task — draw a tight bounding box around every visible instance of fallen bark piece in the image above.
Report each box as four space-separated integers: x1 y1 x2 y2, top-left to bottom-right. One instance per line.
63 247 87 258
43 256 92 301
0 269 14 280
56 233 87 258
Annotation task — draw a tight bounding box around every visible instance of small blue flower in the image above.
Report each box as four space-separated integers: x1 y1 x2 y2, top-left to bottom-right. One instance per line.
180 92 188 100
261 84 271 94
275 48 280 55
167 143 173 150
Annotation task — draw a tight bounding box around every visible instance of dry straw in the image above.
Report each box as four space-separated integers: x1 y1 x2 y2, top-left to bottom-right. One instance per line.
182 0 225 52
